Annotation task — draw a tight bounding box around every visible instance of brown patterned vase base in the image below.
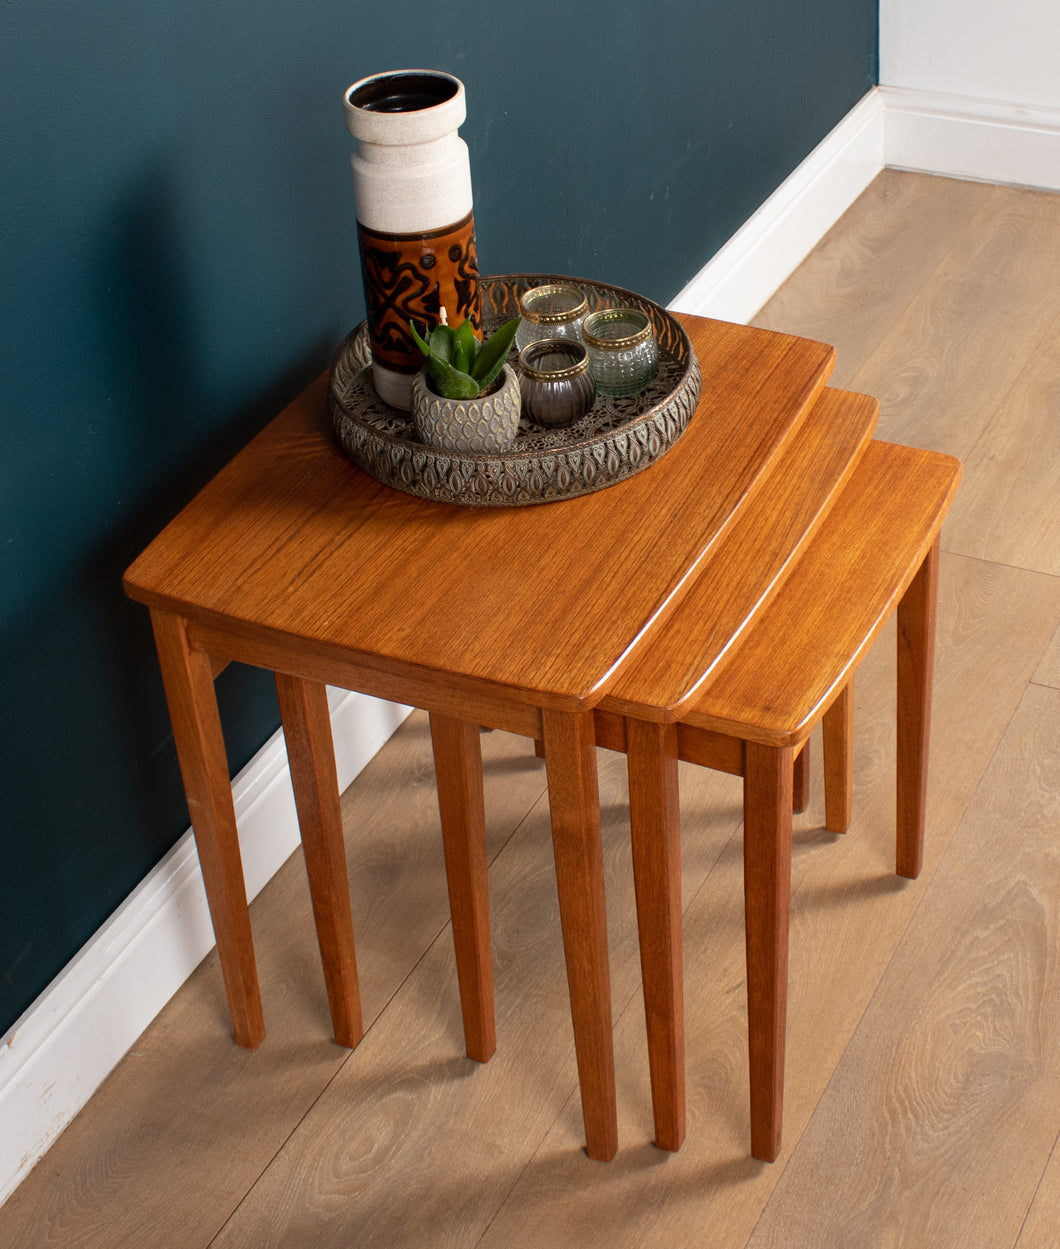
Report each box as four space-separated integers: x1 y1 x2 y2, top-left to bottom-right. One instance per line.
357 212 481 374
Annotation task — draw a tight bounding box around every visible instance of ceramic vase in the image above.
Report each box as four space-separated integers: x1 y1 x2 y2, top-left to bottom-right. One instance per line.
344 69 482 410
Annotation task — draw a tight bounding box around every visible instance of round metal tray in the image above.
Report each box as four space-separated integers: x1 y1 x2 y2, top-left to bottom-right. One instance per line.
328 274 702 507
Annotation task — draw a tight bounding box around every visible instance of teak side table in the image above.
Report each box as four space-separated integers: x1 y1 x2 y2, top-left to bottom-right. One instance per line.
123 314 836 1162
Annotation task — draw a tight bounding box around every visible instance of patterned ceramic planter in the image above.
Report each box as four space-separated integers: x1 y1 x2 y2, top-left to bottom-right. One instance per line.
411 364 521 454
344 69 482 410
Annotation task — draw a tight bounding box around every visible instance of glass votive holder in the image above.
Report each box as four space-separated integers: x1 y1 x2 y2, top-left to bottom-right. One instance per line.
582 307 659 397
515 283 589 351
518 339 597 429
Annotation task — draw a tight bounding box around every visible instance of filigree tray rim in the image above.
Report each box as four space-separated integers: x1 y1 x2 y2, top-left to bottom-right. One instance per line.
328 272 702 506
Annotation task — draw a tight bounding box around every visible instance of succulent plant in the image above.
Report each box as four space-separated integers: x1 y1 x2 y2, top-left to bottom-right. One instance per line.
409 312 521 400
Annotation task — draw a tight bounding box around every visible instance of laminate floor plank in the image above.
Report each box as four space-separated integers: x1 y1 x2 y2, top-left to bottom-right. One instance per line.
753 170 992 388
466 554 1060 1249
0 715 548 1249
746 683 1060 1249
943 307 1060 576
850 186 1060 460
1016 1132 1060 1249
1033 624 1060 690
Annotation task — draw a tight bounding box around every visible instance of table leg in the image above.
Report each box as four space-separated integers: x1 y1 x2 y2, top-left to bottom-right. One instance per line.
743 740 793 1163
428 713 496 1064
822 679 854 834
896 536 939 880
792 739 811 815
542 708 618 1162
275 673 363 1049
627 719 685 1152
150 610 265 1048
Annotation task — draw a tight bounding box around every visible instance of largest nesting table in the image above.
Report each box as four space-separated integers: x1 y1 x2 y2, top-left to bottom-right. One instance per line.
123 314 840 1162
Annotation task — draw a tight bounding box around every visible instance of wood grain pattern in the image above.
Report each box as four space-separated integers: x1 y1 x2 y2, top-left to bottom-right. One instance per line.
943 306 1060 578
123 320 833 712
754 170 993 388
821 679 853 833
742 742 793 1162
683 442 960 745
1033 625 1060 691
1015 1134 1060 1249
188 616 547 735
429 713 496 1062
600 387 878 720
792 740 810 815
851 186 1060 459
626 719 684 1151
895 535 939 879
541 708 618 1162
150 609 264 1049
275 672 363 1048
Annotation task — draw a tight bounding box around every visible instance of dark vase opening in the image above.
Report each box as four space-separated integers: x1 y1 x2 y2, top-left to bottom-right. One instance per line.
348 72 459 115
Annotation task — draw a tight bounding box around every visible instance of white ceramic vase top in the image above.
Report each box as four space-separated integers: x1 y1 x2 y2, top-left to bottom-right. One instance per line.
344 69 482 409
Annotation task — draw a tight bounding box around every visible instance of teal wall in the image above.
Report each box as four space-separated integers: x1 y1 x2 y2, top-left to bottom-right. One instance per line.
0 1 877 1034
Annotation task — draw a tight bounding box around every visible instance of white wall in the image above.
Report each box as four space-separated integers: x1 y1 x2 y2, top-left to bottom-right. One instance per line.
880 0 1060 191
881 0 1060 110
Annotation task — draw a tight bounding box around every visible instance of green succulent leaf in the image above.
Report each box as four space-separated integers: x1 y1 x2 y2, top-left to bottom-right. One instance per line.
409 319 433 359
429 323 456 363
425 352 481 399
411 313 521 398
454 318 479 374
471 316 521 389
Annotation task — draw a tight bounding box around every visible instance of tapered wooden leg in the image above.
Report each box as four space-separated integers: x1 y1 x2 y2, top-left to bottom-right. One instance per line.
792 739 810 814
822 679 854 834
429 713 496 1064
627 719 685 1152
896 537 939 879
151 610 265 1048
542 708 618 1162
743 741 793 1163
275 673 363 1049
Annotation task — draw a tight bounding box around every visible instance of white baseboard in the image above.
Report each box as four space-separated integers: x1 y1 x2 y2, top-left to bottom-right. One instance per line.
669 89 885 323
0 690 411 1206
882 85 1060 193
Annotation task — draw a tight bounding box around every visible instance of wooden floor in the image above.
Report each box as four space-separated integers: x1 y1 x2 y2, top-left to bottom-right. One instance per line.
6 170 1060 1248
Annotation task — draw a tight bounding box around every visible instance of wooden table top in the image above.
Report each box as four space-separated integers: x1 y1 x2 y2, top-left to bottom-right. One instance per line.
599 386 880 722
123 315 835 713
683 439 962 744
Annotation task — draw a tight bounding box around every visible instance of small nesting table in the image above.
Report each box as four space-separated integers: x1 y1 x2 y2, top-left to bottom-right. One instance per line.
123 314 838 1162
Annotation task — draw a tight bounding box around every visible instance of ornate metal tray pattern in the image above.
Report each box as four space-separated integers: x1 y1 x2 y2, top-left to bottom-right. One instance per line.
328 274 702 507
